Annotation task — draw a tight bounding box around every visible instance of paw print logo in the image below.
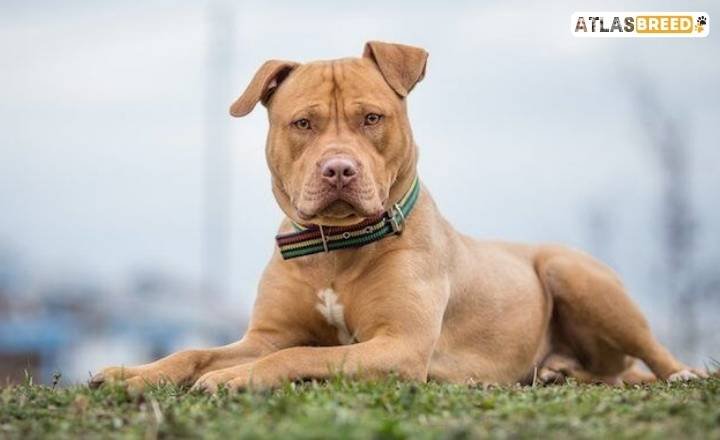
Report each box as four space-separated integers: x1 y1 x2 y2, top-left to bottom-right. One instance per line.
695 15 707 33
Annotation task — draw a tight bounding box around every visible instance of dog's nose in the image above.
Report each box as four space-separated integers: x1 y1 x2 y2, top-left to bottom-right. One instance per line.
320 156 358 189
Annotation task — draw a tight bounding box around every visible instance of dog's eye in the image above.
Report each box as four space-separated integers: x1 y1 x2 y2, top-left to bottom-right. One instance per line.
364 113 383 126
293 118 311 130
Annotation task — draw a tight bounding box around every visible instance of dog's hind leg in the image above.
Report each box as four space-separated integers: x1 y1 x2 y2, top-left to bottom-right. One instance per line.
620 359 657 384
539 355 656 385
538 353 625 385
535 246 704 382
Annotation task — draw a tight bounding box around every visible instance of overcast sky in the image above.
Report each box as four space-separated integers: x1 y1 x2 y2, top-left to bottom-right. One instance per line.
1 1 718 359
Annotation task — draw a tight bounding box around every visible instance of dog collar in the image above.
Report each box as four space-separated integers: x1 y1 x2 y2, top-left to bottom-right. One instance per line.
276 176 421 260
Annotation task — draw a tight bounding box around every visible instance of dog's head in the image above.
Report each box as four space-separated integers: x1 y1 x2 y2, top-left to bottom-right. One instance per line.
231 41 428 226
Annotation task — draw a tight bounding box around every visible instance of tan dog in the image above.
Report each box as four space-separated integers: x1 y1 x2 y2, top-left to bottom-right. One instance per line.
91 41 704 393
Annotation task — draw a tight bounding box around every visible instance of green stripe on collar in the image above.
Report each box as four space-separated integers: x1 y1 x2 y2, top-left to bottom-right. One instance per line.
276 176 420 260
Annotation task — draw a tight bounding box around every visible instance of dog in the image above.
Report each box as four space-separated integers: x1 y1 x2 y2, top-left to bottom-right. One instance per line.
91 41 705 393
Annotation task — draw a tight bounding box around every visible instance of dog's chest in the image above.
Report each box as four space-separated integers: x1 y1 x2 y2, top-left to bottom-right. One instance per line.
315 288 356 345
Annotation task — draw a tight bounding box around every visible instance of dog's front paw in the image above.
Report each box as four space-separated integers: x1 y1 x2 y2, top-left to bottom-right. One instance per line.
89 366 173 393
667 368 708 382
191 366 259 394
192 371 234 394
191 371 224 394
89 366 132 388
537 367 567 385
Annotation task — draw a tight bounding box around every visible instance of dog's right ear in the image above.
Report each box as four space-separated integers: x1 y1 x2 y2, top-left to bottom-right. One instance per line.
230 60 300 117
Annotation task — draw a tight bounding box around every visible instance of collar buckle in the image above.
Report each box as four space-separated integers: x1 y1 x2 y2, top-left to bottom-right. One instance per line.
388 203 406 236
319 225 329 253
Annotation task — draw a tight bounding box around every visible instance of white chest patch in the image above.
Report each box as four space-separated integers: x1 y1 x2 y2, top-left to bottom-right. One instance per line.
315 288 356 345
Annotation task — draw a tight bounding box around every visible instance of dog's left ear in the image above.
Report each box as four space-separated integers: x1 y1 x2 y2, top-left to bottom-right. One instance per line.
363 41 428 97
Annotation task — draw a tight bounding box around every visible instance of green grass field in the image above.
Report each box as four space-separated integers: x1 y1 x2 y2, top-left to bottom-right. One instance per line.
1 377 719 439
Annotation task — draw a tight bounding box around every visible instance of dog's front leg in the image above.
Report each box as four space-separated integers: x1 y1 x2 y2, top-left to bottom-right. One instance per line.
89 331 278 392
192 335 433 393
191 260 450 393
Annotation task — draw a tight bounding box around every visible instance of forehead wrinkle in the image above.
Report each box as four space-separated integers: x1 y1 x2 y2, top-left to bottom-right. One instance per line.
340 59 394 103
290 103 324 120
331 61 344 136
281 63 335 117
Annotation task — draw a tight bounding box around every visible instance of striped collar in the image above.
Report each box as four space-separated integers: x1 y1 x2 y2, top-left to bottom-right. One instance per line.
276 176 421 260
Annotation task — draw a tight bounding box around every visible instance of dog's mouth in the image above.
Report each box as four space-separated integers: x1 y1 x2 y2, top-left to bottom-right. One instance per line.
296 194 383 226
319 200 357 218
297 199 364 224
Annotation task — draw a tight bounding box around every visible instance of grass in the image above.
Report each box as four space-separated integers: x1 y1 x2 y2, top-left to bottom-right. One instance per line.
1 376 719 439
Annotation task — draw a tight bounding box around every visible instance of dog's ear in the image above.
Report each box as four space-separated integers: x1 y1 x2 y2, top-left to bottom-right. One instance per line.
363 41 428 97
230 60 300 117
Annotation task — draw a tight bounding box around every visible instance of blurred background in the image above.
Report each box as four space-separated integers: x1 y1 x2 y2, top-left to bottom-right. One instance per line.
1 0 718 385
